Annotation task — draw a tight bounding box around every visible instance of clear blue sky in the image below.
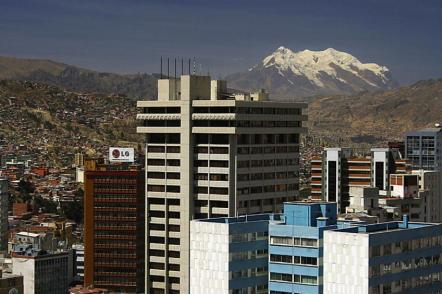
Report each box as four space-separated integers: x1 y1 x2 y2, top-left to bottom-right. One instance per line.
1 0 441 84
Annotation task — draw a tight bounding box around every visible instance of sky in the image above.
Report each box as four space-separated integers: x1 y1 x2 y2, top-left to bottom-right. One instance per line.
0 0 441 85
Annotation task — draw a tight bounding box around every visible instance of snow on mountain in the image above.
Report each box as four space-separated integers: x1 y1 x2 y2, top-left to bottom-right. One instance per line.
227 46 398 99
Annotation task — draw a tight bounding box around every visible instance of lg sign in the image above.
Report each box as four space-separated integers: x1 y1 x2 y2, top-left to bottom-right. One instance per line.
109 147 135 162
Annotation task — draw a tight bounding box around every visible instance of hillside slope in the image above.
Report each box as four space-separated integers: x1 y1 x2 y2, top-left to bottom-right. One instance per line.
0 56 157 99
308 79 442 145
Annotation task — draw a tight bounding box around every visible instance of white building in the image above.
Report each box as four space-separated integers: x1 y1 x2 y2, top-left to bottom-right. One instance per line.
72 244 84 283
137 74 307 293
323 218 442 294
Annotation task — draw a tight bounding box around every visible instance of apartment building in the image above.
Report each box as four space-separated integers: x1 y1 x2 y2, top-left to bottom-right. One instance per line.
83 159 145 293
406 127 442 171
190 214 280 294
323 216 442 294
311 148 409 213
137 75 307 293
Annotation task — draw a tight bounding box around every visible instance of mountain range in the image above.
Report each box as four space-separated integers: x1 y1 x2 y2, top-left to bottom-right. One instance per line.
227 46 398 99
1 53 441 147
0 56 157 99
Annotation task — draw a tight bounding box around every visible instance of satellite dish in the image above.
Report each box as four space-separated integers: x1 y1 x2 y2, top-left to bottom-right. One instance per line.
9 288 18 294
435 123 440 128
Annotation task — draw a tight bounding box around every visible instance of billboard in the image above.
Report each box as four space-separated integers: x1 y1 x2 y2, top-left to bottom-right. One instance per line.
109 147 135 163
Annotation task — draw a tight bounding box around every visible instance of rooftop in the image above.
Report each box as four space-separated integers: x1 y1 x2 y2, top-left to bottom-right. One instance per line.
193 213 281 224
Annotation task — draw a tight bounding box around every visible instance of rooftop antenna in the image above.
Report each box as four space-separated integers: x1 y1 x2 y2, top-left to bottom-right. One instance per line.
167 58 170 79
193 57 196 75
181 58 184 76
174 58 177 100
188 59 191 75
160 57 163 79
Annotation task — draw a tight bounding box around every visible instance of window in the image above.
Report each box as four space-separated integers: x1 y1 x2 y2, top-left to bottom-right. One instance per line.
270 272 292 282
270 237 293 246
270 254 292 263
300 275 317 285
301 238 318 247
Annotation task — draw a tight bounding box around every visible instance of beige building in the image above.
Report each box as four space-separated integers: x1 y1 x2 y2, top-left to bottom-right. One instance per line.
137 75 307 293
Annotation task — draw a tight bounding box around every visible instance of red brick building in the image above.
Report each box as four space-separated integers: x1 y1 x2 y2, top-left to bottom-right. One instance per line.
83 159 144 293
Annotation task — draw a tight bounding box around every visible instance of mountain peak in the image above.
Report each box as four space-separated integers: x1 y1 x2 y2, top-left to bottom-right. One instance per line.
227 46 398 99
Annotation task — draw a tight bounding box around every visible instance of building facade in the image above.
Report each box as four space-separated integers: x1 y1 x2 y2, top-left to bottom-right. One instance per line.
323 217 442 294
311 148 409 213
12 245 71 294
268 202 340 294
83 160 145 293
0 179 8 253
137 75 307 293
406 127 442 171
72 244 84 284
190 214 280 294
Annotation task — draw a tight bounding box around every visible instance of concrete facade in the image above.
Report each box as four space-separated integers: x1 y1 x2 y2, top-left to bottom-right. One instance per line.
190 214 279 294
406 127 442 171
324 218 442 294
137 75 307 293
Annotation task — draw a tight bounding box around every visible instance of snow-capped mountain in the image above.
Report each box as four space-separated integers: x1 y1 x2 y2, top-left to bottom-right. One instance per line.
226 46 398 99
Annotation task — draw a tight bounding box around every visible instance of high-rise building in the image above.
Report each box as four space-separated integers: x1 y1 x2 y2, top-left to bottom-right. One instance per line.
268 201 339 294
190 214 279 294
12 245 72 294
406 127 442 171
323 216 442 294
137 75 307 293
83 159 145 293
311 148 409 212
0 178 8 253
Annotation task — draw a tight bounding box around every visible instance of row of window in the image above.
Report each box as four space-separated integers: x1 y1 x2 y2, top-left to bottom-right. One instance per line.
270 272 317 285
237 171 298 181
195 186 228 195
229 249 268 261
270 254 318 266
237 158 299 168
194 146 229 154
194 160 229 168
230 266 268 279
149 210 180 219
192 120 301 128
192 106 301 115
237 184 299 195
147 185 180 193
148 159 180 166
195 173 228 181
230 231 268 243
270 236 318 247
369 272 442 294
238 134 299 145
371 236 442 257
148 146 180 153
370 254 441 277
237 146 299 155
